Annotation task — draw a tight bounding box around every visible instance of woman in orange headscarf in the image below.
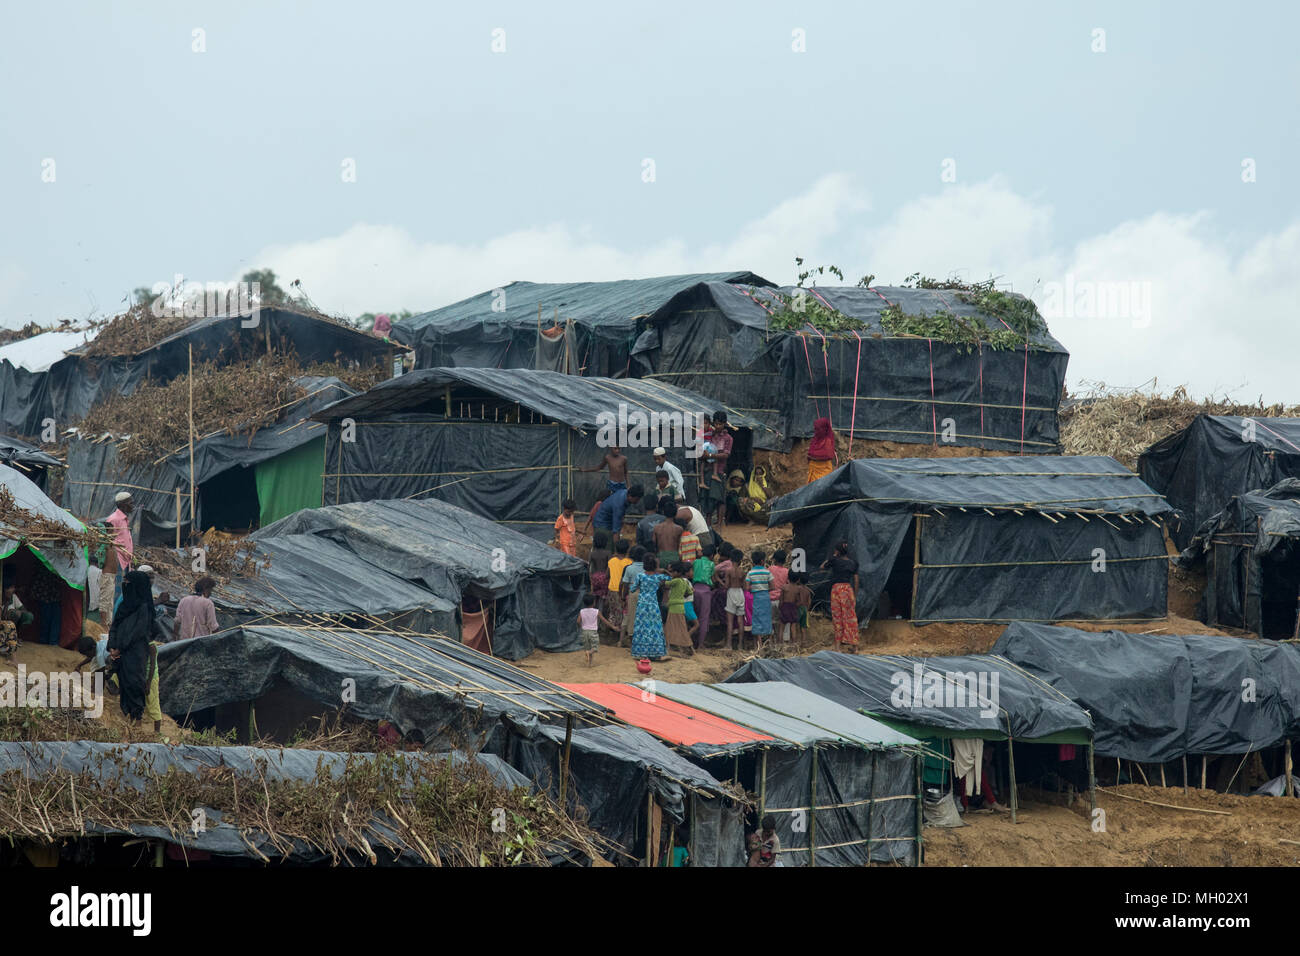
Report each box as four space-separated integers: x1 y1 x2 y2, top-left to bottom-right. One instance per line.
806 417 837 484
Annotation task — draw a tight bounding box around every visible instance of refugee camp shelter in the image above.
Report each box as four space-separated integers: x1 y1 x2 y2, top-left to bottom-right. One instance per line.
0 305 397 438
63 376 353 542
505 722 741 866
392 272 773 377
0 328 95 437
1179 479 1300 638
247 497 588 658
631 281 1068 450
994 623 1300 790
159 624 608 749
562 681 923 866
1140 414 1300 550
726 651 1097 819
156 627 740 863
313 367 764 538
768 454 1172 624
0 742 564 867
0 434 60 492
0 462 88 647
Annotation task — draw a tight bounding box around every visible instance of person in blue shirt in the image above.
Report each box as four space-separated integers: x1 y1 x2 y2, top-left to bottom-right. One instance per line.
590 483 642 542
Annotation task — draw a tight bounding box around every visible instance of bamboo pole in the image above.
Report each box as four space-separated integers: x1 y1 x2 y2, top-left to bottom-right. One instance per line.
1007 737 1018 824
913 751 923 866
559 715 573 810
1160 763 1166 788
174 488 181 550
809 745 818 867
910 516 921 618
1201 755 1207 790
866 750 877 865
1087 742 1096 814
1099 788 1231 815
1182 755 1189 795
645 791 654 866
1287 740 1294 798
758 748 767 817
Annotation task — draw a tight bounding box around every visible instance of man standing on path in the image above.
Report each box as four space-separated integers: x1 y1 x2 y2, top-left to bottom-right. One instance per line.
100 491 135 629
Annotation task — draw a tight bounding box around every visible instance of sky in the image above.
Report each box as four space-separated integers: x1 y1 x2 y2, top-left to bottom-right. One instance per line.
1 1 1296 398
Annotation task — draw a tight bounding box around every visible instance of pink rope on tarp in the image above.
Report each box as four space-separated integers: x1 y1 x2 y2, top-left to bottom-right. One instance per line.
1251 419 1300 454
1019 341 1029 455
849 331 863 455
927 338 938 443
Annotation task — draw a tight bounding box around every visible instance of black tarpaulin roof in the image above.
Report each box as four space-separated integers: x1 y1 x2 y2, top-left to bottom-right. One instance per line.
254 496 585 598
642 282 1068 352
1184 478 1300 559
158 624 607 745
0 434 59 470
0 741 529 863
725 651 1092 742
213 533 458 624
312 366 763 433
992 622 1300 762
1140 414 1300 550
769 454 1170 525
394 272 773 341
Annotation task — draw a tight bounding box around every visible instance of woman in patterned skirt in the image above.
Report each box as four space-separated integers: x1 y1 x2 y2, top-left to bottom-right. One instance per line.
820 540 860 652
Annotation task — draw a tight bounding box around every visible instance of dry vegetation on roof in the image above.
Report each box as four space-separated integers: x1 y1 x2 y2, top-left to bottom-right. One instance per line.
75 355 385 466
0 486 100 551
81 301 363 358
1060 384 1300 469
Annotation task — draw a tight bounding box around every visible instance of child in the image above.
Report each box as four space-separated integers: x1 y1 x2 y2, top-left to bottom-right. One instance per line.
144 638 164 733
768 550 789 618
795 572 814 645
604 539 632 637
74 633 109 672
553 499 578 556
663 562 695 656
588 529 612 580
620 546 647 647
579 594 605 666
746 550 773 647
722 548 747 651
86 556 103 623
779 572 801 643
676 518 700 565
748 815 782 867
691 543 716 648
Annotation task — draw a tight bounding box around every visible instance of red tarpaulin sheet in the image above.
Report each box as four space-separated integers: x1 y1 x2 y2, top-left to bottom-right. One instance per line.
560 682 774 748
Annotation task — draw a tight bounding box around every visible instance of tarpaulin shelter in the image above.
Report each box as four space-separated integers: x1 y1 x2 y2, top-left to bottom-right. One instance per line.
632 282 1068 450
0 434 60 492
0 307 396 439
249 497 588 659
564 681 923 866
158 624 608 751
63 376 353 542
1179 479 1300 638
993 622 1300 765
0 462 88 647
505 722 741 866
767 454 1171 624
313 367 765 539
726 651 1097 819
0 741 547 866
1140 414 1300 550
392 272 773 377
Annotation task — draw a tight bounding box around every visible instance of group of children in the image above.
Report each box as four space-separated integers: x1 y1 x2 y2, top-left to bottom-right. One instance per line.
576 533 814 664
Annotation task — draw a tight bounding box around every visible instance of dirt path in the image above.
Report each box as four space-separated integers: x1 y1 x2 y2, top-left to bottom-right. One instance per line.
925 785 1300 867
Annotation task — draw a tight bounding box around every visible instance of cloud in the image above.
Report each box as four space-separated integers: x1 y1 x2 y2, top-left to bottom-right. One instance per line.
248 175 1298 401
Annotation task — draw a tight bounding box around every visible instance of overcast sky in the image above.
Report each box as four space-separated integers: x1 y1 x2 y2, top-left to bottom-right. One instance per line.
2 1 1296 398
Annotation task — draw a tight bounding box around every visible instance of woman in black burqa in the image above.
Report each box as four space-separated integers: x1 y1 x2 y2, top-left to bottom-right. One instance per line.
107 569 160 721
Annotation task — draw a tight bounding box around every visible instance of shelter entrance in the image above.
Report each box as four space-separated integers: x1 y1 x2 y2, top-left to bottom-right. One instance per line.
1260 544 1300 639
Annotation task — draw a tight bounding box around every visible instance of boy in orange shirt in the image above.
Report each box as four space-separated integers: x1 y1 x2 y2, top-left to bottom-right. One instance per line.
553 499 577 556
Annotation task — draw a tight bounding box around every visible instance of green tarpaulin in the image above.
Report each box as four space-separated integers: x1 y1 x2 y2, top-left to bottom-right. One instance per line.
255 437 324 526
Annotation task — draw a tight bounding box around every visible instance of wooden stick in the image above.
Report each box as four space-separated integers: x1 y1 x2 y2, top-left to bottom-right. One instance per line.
809 744 818 867
1288 740 1295 799
559 715 573 810
1134 762 1149 786
174 488 181 550
1097 788 1231 815
1201 755 1207 790
188 344 196 539
1007 737 1018 823
1279 838 1300 846
1087 743 1096 814
1182 754 1189 795
1160 763 1166 788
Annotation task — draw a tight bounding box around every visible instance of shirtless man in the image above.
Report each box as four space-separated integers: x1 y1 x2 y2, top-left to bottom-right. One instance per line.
722 549 747 651
583 446 629 491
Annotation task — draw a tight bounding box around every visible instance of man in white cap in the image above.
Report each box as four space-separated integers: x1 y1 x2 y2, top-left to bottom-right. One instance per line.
652 447 685 508
99 491 135 628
